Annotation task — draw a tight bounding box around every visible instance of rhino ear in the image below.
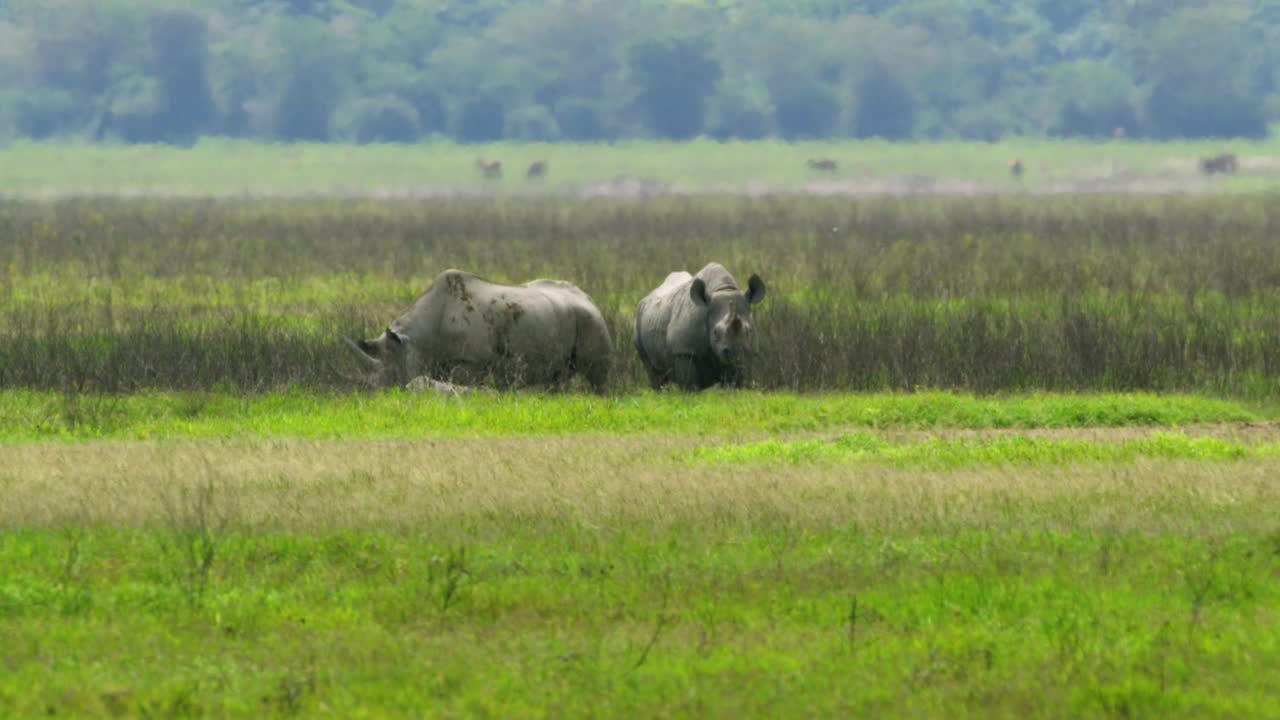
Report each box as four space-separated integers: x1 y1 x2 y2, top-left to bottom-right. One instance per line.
746 274 766 305
387 327 404 345
690 278 709 307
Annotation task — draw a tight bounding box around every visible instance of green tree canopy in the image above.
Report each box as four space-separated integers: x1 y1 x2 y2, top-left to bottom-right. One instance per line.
0 0 1277 143
627 37 722 139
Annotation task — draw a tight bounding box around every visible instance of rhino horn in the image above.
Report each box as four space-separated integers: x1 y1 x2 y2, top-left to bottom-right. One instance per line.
344 336 383 372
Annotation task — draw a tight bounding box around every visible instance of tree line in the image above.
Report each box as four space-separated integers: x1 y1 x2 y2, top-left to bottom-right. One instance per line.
1 0 1276 145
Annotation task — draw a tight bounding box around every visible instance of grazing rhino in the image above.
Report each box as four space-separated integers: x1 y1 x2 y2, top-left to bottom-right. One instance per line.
346 269 612 392
633 262 766 391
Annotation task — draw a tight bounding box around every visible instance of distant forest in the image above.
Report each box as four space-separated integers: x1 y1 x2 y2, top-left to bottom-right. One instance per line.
2 0 1278 144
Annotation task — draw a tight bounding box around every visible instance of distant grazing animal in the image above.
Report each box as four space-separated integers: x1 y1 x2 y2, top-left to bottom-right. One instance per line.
1200 153 1238 175
806 158 838 173
633 262 766 391
526 160 547 181
1008 158 1024 179
475 158 503 180
346 269 612 392
1112 126 1126 140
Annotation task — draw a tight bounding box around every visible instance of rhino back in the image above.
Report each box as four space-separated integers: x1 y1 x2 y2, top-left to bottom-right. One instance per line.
525 279 610 339
389 271 568 367
524 278 591 301
466 283 577 366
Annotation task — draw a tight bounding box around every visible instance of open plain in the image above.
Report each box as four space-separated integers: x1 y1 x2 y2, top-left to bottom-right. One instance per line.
7 138 1280 198
3 142 1280 717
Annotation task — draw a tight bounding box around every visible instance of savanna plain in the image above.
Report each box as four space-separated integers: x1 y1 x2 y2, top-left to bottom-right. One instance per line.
3 146 1280 717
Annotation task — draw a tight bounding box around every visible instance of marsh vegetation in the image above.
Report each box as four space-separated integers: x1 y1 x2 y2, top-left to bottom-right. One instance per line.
5 193 1280 396
4 188 1280 717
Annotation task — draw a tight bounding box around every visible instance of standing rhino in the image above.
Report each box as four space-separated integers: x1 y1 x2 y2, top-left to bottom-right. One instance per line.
346 269 612 392
633 262 766 391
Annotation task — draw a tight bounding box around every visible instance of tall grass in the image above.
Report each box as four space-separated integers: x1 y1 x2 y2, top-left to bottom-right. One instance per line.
4 195 1280 394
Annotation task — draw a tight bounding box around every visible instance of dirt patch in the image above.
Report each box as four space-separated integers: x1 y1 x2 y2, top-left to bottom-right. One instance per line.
572 174 675 197
792 175 1004 196
1037 172 1214 195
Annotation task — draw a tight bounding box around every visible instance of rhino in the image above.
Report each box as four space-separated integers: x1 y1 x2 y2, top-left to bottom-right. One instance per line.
633 262 766 391
346 269 612 392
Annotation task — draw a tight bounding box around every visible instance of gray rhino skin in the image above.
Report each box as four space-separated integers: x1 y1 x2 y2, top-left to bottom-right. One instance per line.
346 269 612 392
633 262 766 390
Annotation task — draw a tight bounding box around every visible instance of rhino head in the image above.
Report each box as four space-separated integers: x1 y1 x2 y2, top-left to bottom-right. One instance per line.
344 327 412 387
690 273 766 366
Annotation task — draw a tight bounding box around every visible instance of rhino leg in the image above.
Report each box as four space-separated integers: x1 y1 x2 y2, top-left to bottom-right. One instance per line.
643 365 666 391
572 310 613 394
699 356 726 390
633 339 665 390
571 343 610 394
720 364 745 389
580 359 609 394
673 354 702 392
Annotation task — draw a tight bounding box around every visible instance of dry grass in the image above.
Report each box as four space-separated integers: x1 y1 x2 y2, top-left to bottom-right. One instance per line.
6 424 1279 716
5 430 1277 534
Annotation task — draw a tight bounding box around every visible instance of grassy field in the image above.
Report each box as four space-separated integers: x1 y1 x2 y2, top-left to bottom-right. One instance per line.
4 170 1280 715
4 137 1280 195
0 388 1266 441
3 392 1280 717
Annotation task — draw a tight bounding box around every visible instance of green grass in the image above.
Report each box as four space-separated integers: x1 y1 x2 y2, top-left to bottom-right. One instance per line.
0 389 1266 442
6 166 1280 715
2 517 1278 716
692 431 1269 468
4 137 1280 194
4 388 1279 716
